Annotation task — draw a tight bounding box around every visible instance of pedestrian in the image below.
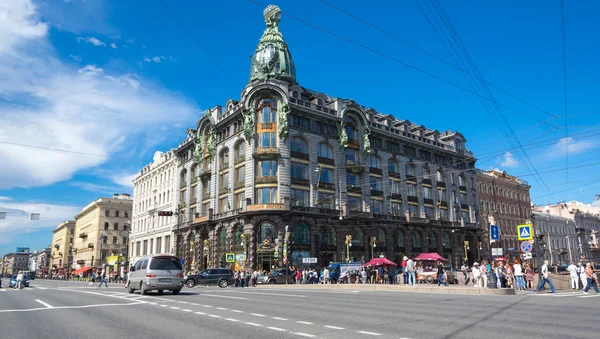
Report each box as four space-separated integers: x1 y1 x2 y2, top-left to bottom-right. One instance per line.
406 257 416 286
567 262 579 290
480 260 489 288
535 260 555 293
461 262 470 285
377 266 384 284
234 270 239 287
240 270 246 287
401 256 408 285
16 271 24 289
583 263 600 294
436 260 447 287
577 262 587 290
295 270 301 284
98 271 108 288
524 263 534 290
495 261 506 288
323 266 330 284
472 262 482 287
513 260 524 291
505 263 514 288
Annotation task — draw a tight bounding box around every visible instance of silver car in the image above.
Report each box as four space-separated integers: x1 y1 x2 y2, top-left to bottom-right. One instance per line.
127 255 184 295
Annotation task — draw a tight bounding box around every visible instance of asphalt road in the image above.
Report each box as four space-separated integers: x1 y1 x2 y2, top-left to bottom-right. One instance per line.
1 278 599 339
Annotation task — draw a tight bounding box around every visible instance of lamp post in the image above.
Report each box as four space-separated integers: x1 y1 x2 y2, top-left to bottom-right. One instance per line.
345 235 352 263
566 235 573 264
369 237 377 260
463 240 470 263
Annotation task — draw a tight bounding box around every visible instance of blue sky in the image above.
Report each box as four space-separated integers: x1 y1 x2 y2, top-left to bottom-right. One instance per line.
1 0 599 256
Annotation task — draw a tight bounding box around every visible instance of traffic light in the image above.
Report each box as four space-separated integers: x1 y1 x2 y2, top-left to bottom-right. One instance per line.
158 211 173 216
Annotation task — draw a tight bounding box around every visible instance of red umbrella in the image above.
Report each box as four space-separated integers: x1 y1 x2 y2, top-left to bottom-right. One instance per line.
413 252 448 261
364 257 397 267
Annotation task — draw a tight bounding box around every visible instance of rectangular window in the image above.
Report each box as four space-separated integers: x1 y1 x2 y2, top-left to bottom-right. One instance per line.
259 132 277 147
113 222 119 231
391 202 402 216
256 187 277 204
165 236 171 254
320 168 334 184
407 183 417 196
460 193 467 204
257 160 278 176
370 176 382 191
424 187 433 199
102 236 108 244
202 179 211 194
346 173 359 187
105 210 110 217
219 197 229 212
143 240 148 256
390 181 400 194
347 196 361 211
290 162 308 180
235 166 245 185
220 172 229 189
136 241 141 256
123 236 128 246
104 222 109 230
115 210 120 217
156 237 162 254
462 211 470 223
124 211 129 218
437 189 445 201
409 204 419 217
345 148 358 163
112 236 118 244
440 209 448 221
202 202 210 214
291 189 309 206
317 193 334 209
234 192 245 209
424 206 434 220
372 200 383 214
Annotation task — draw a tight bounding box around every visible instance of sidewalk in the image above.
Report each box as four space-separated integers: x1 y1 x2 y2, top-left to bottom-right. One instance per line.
258 283 516 295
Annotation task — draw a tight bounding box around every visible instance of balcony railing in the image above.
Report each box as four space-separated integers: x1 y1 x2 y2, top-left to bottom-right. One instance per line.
235 155 245 165
348 138 359 146
214 208 244 220
253 147 280 160
436 181 446 188
422 178 432 186
347 185 362 194
192 176 198 184
202 192 211 200
190 198 198 206
369 167 382 175
290 151 309 160
290 205 339 215
256 175 278 184
199 168 212 179
405 175 417 182
391 193 403 200
424 198 434 205
461 204 470 210
345 161 365 174
291 177 310 186
319 182 335 190
234 181 245 190
78 233 88 239
407 195 418 203
180 181 187 189
246 203 286 212
317 157 335 165
219 187 230 196
220 163 230 171
459 185 467 192
348 210 371 218
370 190 384 197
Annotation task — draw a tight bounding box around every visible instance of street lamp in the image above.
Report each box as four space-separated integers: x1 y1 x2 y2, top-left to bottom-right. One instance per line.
345 235 352 263
463 240 470 263
369 237 377 259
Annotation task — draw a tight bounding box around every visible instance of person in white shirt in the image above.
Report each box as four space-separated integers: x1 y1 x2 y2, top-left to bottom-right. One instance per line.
535 260 555 293
513 261 524 291
567 262 579 290
405 257 416 286
16 271 24 289
577 262 587 290
471 263 482 287
323 267 330 284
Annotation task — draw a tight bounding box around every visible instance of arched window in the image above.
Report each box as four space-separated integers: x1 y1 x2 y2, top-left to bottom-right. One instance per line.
219 148 229 170
397 232 405 248
235 141 245 162
377 228 385 242
459 175 465 186
436 170 443 182
180 169 187 186
257 98 277 123
429 232 437 249
258 222 276 244
369 155 380 169
351 228 364 246
442 233 451 248
388 159 398 173
423 167 431 179
191 164 198 178
344 116 358 141
291 137 308 154
319 226 336 247
317 143 333 159
405 164 415 177
292 223 310 246
412 231 421 248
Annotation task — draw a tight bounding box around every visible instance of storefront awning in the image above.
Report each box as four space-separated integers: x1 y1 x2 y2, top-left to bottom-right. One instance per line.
72 267 92 275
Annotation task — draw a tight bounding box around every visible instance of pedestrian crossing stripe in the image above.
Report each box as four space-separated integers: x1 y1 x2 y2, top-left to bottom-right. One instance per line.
0 289 6 292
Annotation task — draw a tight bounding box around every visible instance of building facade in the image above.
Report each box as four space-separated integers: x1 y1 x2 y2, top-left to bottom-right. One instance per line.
531 211 577 265
51 220 75 274
476 169 531 259
72 195 132 273
2 252 29 275
29 247 51 276
130 150 178 264
170 5 483 273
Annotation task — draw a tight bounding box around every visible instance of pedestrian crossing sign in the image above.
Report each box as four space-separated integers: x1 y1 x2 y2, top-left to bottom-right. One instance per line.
517 224 533 241
225 253 235 263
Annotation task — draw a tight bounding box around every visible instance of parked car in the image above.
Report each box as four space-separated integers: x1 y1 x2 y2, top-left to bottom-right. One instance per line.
256 268 295 285
10 274 30 288
127 255 184 295
184 268 234 288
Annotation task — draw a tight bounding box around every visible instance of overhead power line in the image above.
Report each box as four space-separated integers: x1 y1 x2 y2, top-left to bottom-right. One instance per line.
318 0 555 119
247 0 557 129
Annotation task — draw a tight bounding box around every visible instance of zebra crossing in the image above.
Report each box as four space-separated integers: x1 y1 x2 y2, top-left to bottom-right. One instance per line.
531 291 600 298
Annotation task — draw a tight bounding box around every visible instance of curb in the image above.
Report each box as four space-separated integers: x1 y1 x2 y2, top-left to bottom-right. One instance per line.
257 284 516 295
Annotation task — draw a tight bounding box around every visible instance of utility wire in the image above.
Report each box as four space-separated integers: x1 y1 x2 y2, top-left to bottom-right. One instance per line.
157 0 237 87
318 0 555 119
247 0 557 129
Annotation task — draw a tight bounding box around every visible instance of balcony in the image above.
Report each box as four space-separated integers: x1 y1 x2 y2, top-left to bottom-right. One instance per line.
347 185 362 194
234 181 245 190
199 168 212 180
291 177 310 186
191 176 198 184
319 182 335 190
214 208 244 220
348 138 359 146
317 157 335 166
190 198 198 206
235 155 245 165
437 181 446 188
440 201 448 208
391 193 403 200
374 213 406 222
459 185 467 192
348 210 371 219
407 195 418 203
290 151 310 160
345 161 365 174
370 190 384 197
180 181 187 189
405 175 417 182
424 198 434 205
219 187 230 196
253 147 280 160
256 175 278 185
79 233 88 239
461 204 470 210
194 211 212 224
202 192 211 201
369 167 382 175
246 203 286 212
422 178 432 186
389 171 401 180
220 163 230 171
291 205 340 215
258 122 275 130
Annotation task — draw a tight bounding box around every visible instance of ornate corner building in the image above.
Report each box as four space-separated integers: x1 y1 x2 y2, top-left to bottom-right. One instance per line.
163 5 483 272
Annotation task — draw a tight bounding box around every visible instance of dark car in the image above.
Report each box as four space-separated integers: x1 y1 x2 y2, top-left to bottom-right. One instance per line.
184 268 234 288
256 268 295 285
10 274 30 288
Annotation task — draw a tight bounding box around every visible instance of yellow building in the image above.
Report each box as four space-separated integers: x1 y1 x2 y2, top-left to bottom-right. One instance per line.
72 194 133 273
50 221 75 272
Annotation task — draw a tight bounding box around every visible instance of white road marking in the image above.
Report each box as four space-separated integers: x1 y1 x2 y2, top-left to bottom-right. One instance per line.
160 305 168 307
37 287 48 290
357 331 382 336
0 301 142 313
578 295 600 298
195 311 206 315
297 321 313 325
200 294 248 300
250 313 266 317
170 306 181 310
272 317 288 320
245 322 262 327
181 309 192 312
295 333 316 338
216 307 228 310
267 327 286 332
149 302 158 305
190 303 201 306
324 325 345 330
34 299 54 309
226 291 306 298
225 318 240 322
202 305 213 308
178 301 189 304
209 314 222 318
0 289 6 292
231 309 244 313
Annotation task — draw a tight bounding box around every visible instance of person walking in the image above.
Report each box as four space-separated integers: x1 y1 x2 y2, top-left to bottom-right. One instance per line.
583 263 600 294
567 262 579 290
472 262 482 287
323 266 330 284
16 271 24 289
98 271 108 288
436 260 447 287
480 260 488 288
495 261 505 288
406 257 416 286
461 262 470 285
577 262 587 290
535 260 555 293
524 263 534 290
513 260 524 291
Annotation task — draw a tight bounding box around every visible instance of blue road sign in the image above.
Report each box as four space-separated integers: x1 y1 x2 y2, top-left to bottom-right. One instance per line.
490 225 499 241
517 224 533 241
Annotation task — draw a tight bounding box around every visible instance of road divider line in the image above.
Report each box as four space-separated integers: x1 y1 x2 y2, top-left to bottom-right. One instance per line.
225 291 306 298
357 330 382 336
0 289 6 292
0 301 142 313
34 299 54 309
267 327 286 332
178 301 189 304
195 311 206 315
216 307 228 310
181 309 192 312
209 314 222 318
169 306 181 310
272 317 288 320
202 305 213 308
160 305 168 307
200 294 248 300
231 310 244 313
324 325 344 330
225 318 240 322
245 322 262 327
297 321 313 325
295 333 316 338
250 313 266 317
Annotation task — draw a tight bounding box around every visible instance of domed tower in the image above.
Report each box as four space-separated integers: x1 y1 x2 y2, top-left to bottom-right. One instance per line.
248 5 296 84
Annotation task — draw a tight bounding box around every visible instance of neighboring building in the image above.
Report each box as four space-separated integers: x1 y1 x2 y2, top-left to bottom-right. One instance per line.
72 194 132 275
534 200 600 261
171 5 483 272
531 211 577 265
476 169 531 260
130 150 178 264
2 252 29 275
51 220 75 275
29 247 51 275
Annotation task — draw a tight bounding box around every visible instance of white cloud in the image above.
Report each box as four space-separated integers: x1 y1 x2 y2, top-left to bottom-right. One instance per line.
143 56 166 63
0 198 81 240
110 42 117 49
126 39 134 44
76 36 105 46
69 54 82 62
111 173 137 188
551 137 596 156
0 196 13 201
498 152 518 168
0 0 198 190
69 181 121 194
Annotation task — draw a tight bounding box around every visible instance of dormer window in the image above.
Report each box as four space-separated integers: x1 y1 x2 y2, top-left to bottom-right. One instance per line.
292 91 298 98
317 99 323 106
